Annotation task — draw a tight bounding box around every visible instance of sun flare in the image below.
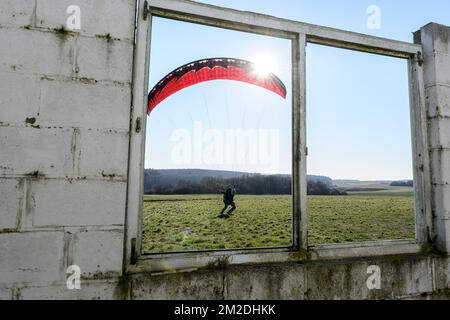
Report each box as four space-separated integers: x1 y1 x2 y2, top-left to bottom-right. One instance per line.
251 54 280 77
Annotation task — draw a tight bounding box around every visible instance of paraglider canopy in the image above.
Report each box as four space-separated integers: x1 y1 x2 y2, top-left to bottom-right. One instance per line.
147 57 287 115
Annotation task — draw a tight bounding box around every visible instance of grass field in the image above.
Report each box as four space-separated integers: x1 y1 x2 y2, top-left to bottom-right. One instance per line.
141 192 415 254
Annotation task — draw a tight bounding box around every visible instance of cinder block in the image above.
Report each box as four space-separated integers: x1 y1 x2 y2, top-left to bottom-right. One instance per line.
434 218 450 254
78 129 129 178
434 257 450 290
306 261 369 300
36 0 135 41
0 28 73 77
429 118 450 149
225 264 306 300
430 149 450 185
0 28 133 83
432 184 450 220
424 53 450 87
0 126 74 177
0 0 36 28
0 72 39 124
420 23 450 56
0 179 22 230
38 78 131 130
0 231 65 284
305 257 432 299
30 179 127 227
71 229 124 277
75 36 133 84
131 271 223 300
394 258 434 297
426 84 450 118
19 280 123 300
432 184 450 252
340 257 432 300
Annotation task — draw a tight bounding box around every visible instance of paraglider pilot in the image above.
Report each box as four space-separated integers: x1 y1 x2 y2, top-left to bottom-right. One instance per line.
218 185 236 218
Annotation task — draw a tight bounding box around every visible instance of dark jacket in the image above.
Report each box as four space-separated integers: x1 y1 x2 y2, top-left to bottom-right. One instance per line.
222 188 235 203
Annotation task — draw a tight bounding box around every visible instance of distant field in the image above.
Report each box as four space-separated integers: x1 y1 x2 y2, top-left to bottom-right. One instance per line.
348 189 414 197
141 192 415 254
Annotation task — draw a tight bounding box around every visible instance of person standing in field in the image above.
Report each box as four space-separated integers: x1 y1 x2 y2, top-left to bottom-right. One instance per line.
218 185 236 218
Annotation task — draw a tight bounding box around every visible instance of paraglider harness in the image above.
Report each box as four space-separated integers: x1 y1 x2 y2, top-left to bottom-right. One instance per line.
219 186 237 218
223 187 235 204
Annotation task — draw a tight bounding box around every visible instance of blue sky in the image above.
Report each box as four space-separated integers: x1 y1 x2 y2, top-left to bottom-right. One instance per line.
145 1 450 180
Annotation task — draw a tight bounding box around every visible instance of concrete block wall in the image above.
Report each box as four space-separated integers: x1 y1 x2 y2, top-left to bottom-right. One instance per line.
0 0 135 299
129 256 449 300
1 0 450 300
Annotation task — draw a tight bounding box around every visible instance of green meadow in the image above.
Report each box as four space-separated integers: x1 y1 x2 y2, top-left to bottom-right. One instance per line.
141 192 415 254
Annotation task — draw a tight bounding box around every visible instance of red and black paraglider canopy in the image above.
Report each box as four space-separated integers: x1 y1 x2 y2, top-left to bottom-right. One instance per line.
147 57 287 114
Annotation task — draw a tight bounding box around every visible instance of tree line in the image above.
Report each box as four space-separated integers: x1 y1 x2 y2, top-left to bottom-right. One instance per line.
390 180 414 187
145 173 347 196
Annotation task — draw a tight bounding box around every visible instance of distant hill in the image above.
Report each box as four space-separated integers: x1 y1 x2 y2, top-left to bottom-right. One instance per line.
144 169 247 192
143 169 333 194
308 175 333 186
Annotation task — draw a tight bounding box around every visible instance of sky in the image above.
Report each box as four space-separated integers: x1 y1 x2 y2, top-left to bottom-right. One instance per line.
145 0 450 181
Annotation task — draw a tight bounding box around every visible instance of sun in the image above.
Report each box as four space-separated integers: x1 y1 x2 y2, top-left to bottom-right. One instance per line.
251 54 280 77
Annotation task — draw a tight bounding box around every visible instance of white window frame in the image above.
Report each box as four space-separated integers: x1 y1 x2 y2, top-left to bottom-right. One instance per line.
124 0 431 274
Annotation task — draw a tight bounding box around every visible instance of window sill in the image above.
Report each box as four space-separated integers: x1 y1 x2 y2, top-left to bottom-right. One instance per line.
126 239 423 274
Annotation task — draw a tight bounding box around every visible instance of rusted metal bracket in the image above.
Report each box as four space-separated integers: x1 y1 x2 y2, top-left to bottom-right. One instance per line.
143 0 150 20
135 117 141 133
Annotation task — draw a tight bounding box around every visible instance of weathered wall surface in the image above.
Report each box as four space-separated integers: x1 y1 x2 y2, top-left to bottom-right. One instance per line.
1 1 450 300
0 0 135 299
417 23 450 253
130 255 450 300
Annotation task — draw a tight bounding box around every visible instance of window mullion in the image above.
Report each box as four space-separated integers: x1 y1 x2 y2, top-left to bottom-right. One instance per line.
293 33 308 250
